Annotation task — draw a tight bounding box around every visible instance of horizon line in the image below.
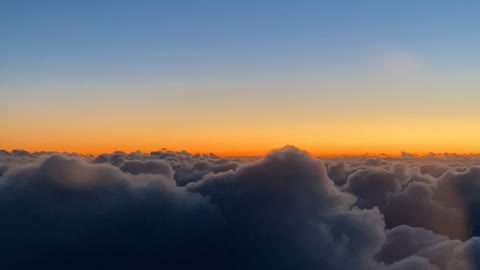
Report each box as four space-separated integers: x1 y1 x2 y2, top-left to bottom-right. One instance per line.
3 147 480 159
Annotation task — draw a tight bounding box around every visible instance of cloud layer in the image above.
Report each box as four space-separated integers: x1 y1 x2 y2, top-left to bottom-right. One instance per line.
2 146 480 269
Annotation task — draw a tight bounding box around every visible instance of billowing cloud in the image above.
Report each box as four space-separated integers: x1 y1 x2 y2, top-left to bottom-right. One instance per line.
377 225 450 264
2 146 480 269
344 167 399 209
119 160 174 177
0 147 385 270
386 256 439 270
0 154 224 269
384 182 467 239
377 225 480 270
433 167 480 238
189 146 385 270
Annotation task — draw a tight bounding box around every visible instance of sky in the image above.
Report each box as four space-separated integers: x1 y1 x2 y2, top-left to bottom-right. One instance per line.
2 0 480 156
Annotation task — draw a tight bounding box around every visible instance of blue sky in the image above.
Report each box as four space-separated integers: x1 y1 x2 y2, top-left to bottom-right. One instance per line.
3 0 479 82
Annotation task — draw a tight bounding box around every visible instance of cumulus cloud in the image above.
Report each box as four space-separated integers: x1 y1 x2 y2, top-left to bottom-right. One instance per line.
344 167 399 209
0 154 224 269
0 147 386 270
2 146 480 269
119 160 174 177
326 160 351 185
377 225 480 270
433 167 480 238
384 182 467 239
91 149 239 186
386 256 439 270
377 225 450 264
420 163 449 178
189 146 385 270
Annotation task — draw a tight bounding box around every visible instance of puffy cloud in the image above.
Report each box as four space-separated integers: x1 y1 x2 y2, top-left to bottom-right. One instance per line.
4 147 480 269
433 168 480 238
323 158 474 240
0 165 7 177
326 160 351 185
420 163 449 178
0 147 386 270
91 150 239 186
377 225 450 264
11 149 31 157
119 160 174 177
344 167 401 209
386 256 439 270
189 146 386 270
377 225 480 270
0 155 225 269
363 158 388 167
384 182 467 239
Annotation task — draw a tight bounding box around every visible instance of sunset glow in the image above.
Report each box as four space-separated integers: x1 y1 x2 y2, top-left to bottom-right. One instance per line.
4 2 480 270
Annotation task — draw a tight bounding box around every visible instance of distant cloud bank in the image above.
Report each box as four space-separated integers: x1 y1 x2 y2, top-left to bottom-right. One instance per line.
1 146 480 269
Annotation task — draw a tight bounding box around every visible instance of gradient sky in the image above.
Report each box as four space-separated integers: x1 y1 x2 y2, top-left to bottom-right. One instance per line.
2 1 480 156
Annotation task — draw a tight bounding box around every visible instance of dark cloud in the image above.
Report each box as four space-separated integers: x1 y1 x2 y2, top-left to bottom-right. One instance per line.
0 155 225 270
189 146 385 270
384 182 467 239
386 256 439 270
420 163 449 178
326 160 351 185
119 160 174 177
91 150 239 186
3 147 480 269
377 225 450 264
377 225 480 270
363 158 388 167
11 149 31 157
344 168 400 209
0 147 385 270
0 165 7 177
433 167 480 238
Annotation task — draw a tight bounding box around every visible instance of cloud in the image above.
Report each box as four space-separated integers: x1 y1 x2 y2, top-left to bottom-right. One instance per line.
325 158 474 240
119 160 174 177
189 146 386 270
433 167 480 238
420 163 449 178
92 150 239 186
384 182 468 239
3 146 480 269
377 225 480 270
386 256 439 270
0 154 225 269
0 147 385 270
326 160 351 185
0 165 7 177
344 167 400 209
377 225 450 264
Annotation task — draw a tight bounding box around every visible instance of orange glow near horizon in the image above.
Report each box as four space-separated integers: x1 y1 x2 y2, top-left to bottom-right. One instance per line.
4 133 480 157
4 101 480 157
3 128 480 157
3 143 480 158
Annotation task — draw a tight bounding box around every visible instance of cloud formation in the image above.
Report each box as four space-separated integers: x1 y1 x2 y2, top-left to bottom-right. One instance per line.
2 146 480 269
